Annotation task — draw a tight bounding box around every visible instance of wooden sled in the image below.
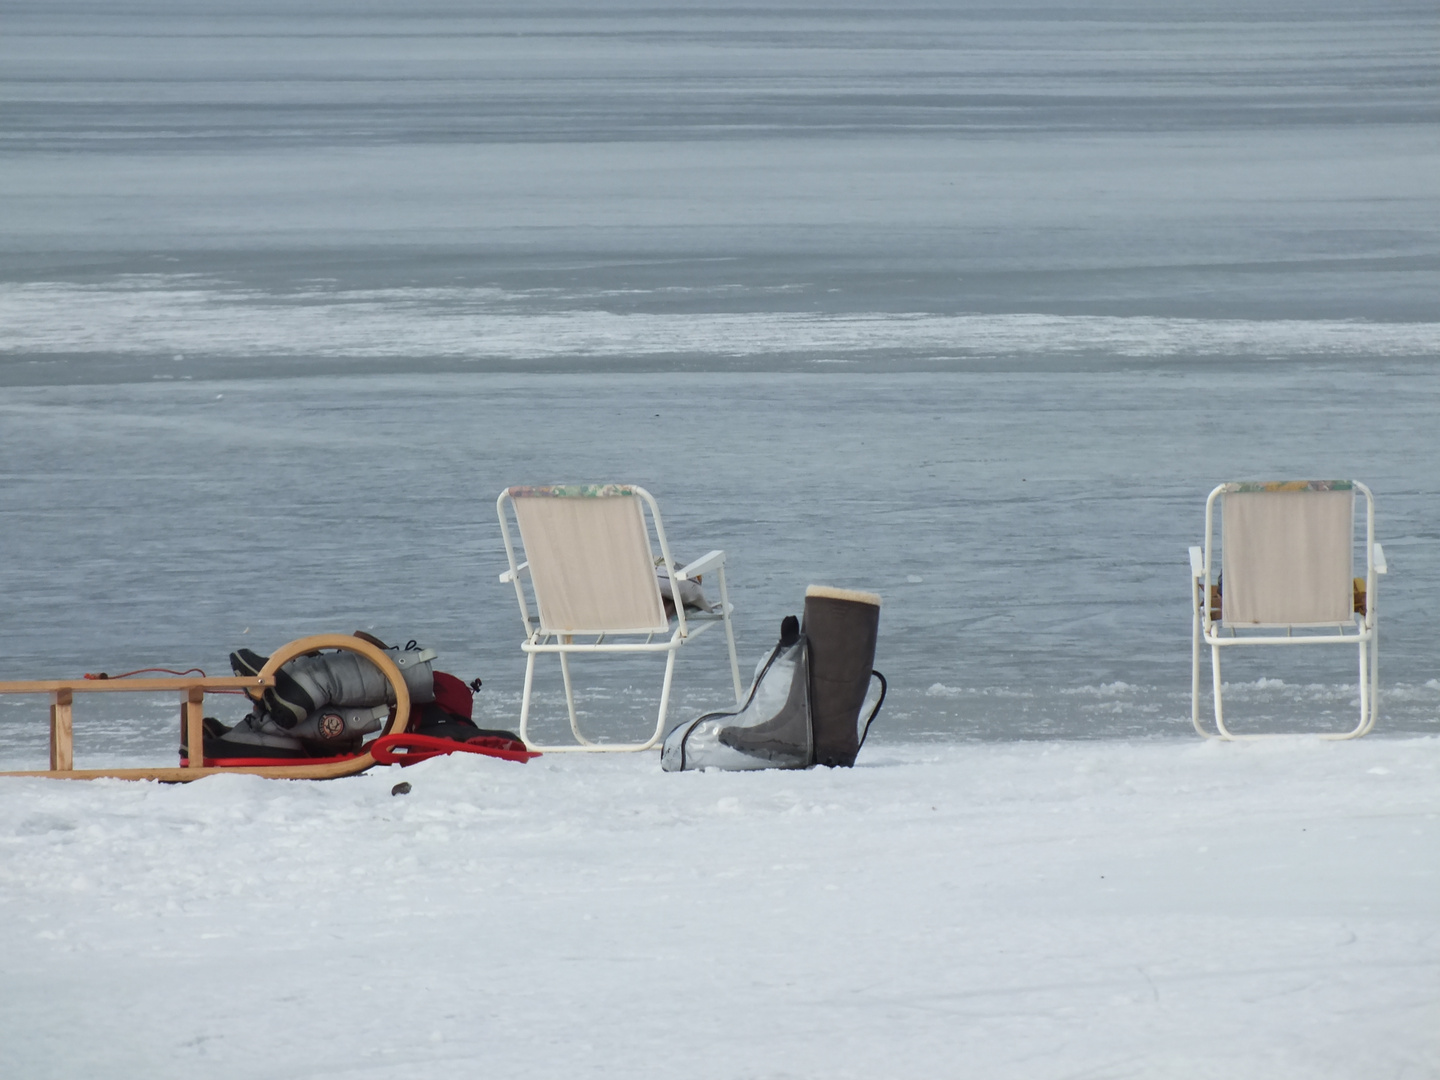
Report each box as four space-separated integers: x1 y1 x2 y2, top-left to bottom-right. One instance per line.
0 634 412 782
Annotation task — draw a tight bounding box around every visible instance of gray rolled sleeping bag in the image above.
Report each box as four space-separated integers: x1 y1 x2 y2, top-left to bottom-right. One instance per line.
217 638 439 755
662 586 885 772
261 642 437 727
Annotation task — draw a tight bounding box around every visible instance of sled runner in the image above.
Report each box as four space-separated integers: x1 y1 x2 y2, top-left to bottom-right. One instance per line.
0 634 415 782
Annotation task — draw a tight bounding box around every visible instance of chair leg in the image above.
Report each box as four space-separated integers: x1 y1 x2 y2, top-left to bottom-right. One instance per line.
1191 589 1213 738
519 650 538 749
1318 637 1369 741
1358 638 1369 735
717 566 743 705
520 644 684 752
642 646 680 751
557 647 597 747
1363 621 1380 736
1212 643 1234 739
717 567 743 711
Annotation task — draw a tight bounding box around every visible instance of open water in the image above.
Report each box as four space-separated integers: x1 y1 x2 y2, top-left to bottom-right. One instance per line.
2 0 1438 761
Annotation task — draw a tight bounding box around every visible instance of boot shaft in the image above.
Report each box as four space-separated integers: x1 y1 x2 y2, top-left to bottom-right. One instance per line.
803 586 881 768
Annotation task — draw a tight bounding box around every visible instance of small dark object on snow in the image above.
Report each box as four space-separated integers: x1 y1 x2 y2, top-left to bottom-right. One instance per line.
391 781 412 796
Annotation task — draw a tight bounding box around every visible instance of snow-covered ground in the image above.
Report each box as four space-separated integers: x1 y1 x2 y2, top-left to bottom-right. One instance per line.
3 739 1437 1079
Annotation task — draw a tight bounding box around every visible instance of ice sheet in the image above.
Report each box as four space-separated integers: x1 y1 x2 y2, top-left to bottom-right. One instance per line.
2 369 1438 764
4 279 1439 363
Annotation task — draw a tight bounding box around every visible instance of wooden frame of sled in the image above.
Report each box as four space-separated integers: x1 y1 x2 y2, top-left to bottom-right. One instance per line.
0 634 411 782
498 484 743 752
1190 481 1386 740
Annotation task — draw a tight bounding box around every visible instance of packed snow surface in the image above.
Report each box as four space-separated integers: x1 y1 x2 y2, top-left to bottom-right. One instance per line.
2 740 1436 1079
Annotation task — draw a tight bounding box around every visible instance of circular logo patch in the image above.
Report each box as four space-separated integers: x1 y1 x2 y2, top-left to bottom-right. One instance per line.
317 712 347 741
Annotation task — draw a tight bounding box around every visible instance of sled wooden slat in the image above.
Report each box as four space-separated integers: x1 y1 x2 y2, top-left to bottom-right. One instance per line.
0 677 269 694
0 761 389 782
50 690 73 771
0 635 412 783
184 688 205 770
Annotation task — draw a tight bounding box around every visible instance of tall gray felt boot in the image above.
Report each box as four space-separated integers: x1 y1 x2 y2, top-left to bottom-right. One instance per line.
803 586 881 767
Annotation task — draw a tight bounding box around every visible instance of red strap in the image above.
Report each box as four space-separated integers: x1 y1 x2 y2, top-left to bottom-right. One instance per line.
179 752 363 768
370 733 538 766
180 735 538 770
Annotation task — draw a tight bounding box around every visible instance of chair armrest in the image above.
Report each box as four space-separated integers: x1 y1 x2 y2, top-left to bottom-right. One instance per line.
1189 546 1204 578
674 549 725 581
499 561 529 584
1373 543 1388 575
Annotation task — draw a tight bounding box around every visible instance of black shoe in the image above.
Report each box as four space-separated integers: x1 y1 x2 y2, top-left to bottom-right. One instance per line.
263 668 316 728
229 649 270 677
204 732 314 759
230 648 314 726
412 703 521 746
180 716 235 759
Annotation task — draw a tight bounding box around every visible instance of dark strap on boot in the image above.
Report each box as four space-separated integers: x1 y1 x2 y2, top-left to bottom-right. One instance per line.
856 671 887 753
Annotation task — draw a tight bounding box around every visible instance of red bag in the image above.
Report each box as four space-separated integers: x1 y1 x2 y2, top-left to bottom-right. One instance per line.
431 670 474 720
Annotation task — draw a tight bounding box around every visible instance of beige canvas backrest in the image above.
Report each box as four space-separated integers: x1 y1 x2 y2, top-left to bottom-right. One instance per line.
510 486 669 635
1221 485 1355 626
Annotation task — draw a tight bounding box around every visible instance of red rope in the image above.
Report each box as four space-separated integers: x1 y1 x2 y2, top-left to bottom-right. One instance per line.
83 666 250 694
85 667 207 680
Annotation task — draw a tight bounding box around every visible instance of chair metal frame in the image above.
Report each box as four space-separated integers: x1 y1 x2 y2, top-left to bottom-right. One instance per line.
497 484 743 752
1189 480 1387 740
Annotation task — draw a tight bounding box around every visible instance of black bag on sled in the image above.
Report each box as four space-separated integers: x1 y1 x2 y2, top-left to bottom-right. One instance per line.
661 586 886 772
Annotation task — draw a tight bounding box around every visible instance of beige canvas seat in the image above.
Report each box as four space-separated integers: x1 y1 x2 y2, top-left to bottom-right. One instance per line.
1189 481 1387 739
497 484 743 751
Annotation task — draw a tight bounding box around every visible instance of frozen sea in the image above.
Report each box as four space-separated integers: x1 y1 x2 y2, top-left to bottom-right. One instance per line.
2 0 1439 755
2 2 1439 1077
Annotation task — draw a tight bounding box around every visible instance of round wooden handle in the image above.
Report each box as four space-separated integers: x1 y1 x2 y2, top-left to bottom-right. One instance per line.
257 634 412 739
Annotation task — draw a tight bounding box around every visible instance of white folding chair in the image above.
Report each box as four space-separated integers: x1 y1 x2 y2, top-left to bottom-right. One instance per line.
497 484 743 751
1189 480 1387 739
